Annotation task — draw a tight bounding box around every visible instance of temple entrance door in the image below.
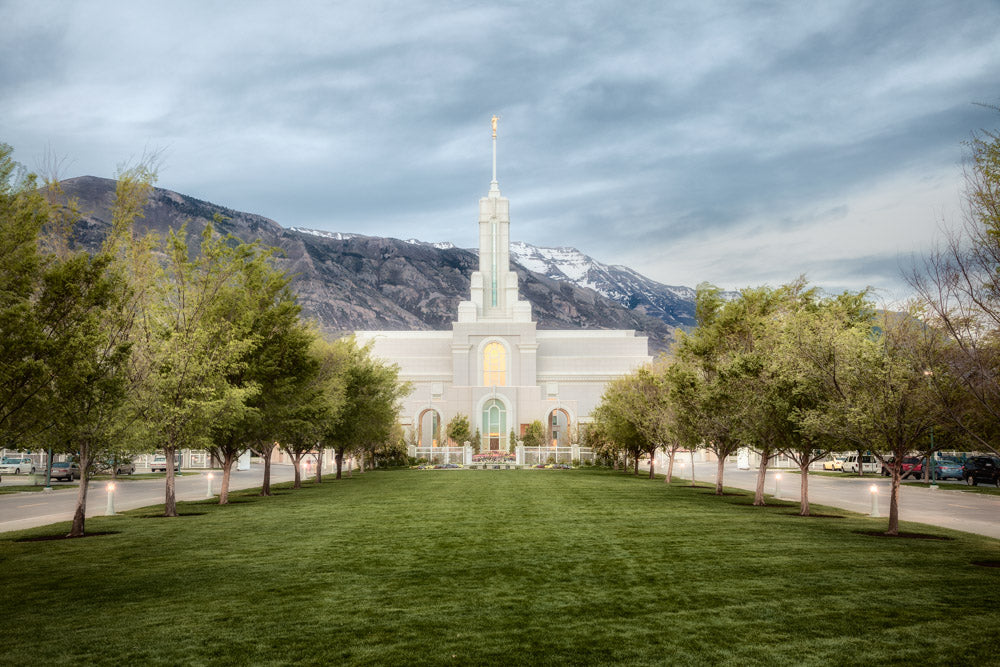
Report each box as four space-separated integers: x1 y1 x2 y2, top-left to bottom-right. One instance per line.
548 409 571 447
482 399 506 451
418 409 441 448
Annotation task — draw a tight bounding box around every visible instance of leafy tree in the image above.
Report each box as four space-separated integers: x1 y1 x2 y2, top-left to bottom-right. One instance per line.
0 148 156 536
798 307 944 535
472 428 482 453
129 223 259 516
522 420 545 448
207 244 313 502
446 414 471 446
674 284 756 494
314 338 408 480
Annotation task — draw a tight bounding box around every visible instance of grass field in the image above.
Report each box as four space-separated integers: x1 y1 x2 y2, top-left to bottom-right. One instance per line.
1 469 998 665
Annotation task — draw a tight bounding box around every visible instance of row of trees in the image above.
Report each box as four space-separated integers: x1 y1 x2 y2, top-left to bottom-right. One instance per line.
593 107 1000 536
0 144 407 536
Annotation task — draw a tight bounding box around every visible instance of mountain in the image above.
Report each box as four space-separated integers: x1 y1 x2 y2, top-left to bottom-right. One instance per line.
57 176 685 351
507 242 698 329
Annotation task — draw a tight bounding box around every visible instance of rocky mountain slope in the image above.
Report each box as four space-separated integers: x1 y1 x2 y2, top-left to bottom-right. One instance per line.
59 176 685 351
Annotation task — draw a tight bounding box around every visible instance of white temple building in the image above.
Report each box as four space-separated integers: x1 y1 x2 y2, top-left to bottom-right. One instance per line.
355 119 650 456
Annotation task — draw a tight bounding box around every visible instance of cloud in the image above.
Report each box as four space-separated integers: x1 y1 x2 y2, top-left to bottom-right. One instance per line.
1 0 998 296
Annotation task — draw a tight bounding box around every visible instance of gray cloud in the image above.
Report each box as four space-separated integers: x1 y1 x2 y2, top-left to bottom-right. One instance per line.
1 0 998 296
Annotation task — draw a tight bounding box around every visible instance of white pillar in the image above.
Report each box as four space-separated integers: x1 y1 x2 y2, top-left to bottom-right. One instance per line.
516 442 524 466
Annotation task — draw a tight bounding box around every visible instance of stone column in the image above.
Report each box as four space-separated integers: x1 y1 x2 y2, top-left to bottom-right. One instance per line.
516 441 524 466
464 442 472 466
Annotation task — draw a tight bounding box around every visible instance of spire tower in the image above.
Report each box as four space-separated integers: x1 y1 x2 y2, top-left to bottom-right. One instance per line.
455 115 532 323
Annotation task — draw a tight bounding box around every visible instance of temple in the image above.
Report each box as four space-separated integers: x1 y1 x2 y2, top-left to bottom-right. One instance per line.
355 118 650 458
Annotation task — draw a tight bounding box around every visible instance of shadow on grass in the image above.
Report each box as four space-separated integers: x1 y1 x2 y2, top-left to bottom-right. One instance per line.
16 531 120 542
137 512 207 519
971 560 1000 568
855 530 955 541
781 512 845 519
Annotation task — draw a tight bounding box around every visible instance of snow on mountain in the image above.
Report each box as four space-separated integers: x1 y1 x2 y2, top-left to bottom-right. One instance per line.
289 227 360 241
508 241 698 328
405 238 457 250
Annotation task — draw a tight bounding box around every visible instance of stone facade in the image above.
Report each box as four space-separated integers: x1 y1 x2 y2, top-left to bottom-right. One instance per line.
356 133 650 450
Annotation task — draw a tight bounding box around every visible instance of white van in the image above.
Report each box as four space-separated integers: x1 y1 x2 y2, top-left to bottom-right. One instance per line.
843 454 880 473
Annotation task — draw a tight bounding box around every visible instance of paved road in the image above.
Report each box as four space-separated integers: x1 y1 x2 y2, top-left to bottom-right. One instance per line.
662 461 1000 539
0 464 297 533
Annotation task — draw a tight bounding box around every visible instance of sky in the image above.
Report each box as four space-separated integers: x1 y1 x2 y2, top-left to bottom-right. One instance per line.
2 1 999 299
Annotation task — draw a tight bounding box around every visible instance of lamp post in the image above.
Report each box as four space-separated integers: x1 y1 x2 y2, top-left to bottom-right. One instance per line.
774 473 782 500
869 484 879 517
205 472 214 499
105 482 116 516
923 370 939 490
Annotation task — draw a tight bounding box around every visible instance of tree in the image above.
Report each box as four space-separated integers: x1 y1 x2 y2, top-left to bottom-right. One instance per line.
910 106 1000 455
472 428 482 453
674 284 757 495
522 420 545 448
446 414 471 446
0 149 156 536
207 244 315 502
799 307 944 535
315 338 408 480
129 223 259 516
777 290 871 515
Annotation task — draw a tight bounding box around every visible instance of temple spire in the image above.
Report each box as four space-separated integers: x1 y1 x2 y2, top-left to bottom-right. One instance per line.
490 114 500 195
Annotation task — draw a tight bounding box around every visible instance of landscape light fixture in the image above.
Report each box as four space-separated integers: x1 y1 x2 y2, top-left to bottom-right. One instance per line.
774 473 782 500
869 484 879 517
105 482 116 516
206 472 214 498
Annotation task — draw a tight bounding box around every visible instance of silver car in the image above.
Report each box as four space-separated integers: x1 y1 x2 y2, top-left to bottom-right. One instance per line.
0 457 36 474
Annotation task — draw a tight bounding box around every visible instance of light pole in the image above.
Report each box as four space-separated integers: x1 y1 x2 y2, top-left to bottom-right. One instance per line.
869 484 879 517
774 473 782 500
205 472 214 498
923 370 939 490
105 482 116 516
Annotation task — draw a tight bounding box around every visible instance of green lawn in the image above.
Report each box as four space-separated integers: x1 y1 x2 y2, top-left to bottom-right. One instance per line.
1 469 998 666
902 480 1000 495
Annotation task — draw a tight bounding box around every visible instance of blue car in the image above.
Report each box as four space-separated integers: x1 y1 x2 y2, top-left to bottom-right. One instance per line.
928 459 964 481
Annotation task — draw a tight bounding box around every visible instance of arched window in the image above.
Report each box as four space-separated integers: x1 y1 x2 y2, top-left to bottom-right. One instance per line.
483 341 506 386
482 399 507 450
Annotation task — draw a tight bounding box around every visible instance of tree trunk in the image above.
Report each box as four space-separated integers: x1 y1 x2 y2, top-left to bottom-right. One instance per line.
69 447 90 537
664 449 675 484
923 454 930 483
315 448 323 484
260 443 274 496
856 449 865 477
648 450 655 479
690 449 696 486
360 451 366 473
292 452 302 489
219 452 235 504
714 455 725 495
335 450 343 480
633 453 639 476
753 451 770 506
164 446 178 517
798 460 811 516
887 465 901 536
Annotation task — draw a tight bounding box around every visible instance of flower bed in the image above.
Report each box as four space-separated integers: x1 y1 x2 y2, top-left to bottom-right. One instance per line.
472 452 515 463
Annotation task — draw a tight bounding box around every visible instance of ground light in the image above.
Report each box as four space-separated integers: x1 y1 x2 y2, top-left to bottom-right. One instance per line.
869 484 879 517
205 472 214 498
774 473 782 499
105 482 116 516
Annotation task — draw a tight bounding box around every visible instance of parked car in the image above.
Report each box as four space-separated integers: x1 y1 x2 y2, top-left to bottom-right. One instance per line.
150 454 180 473
823 457 845 471
98 458 135 476
0 456 35 474
843 454 880 474
928 459 964 481
901 456 924 479
963 456 1000 486
49 461 81 481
